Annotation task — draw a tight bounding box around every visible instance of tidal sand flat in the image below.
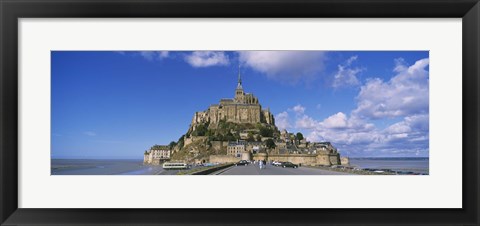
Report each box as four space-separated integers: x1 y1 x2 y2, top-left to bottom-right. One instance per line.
51 159 164 175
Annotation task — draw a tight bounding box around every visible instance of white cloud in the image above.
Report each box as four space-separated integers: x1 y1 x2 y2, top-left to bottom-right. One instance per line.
393 58 408 72
286 105 320 129
306 130 325 143
275 111 291 130
238 51 327 83
306 112 374 132
295 115 318 129
385 122 411 134
84 131 96 136
303 111 378 146
346 115 376 131
304 112 428 156
353 58 429 119
384 114 429 141
139 52 155 61
185 51 230 68
271 57 429 157
346 55 358 65
291 104 305 115
321 112 348 129
279 56 429 158
332 56 363 88
159 51 169 59
404 114 429 131
139 51 170 61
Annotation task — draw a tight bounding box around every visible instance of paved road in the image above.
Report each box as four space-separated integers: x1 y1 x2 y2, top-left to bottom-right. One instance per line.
218 163 351 175
156 165 208 175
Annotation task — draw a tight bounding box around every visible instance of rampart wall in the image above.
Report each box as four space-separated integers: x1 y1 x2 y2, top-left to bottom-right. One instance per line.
252 153 341 166
209 155 240 163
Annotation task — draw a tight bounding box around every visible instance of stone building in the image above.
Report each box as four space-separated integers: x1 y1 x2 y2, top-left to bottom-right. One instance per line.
245 141 263 154
190 70 275 129
310 142 341 165
311 142 337 154
227 141 246 157
280 129 289 142
144 145 171 165
341 157 350 165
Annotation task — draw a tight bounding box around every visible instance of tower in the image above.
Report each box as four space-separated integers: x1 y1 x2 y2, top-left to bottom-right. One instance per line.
235 64 244 102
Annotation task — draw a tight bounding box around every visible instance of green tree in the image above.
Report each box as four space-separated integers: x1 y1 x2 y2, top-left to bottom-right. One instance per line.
192 123 208 136
177 135 185 148
296 132 304 141
205 129 213 137
168 141 177 150
260 127 273 137
225 132 236 141
247 132 255 142
218 119 227 129
265 139 276 149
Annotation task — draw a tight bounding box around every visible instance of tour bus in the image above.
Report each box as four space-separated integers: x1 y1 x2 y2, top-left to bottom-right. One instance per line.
162 162 190 170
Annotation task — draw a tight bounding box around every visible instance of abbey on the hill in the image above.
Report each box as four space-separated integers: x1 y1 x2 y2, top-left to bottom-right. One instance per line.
144 67 345 167
190 69 275 128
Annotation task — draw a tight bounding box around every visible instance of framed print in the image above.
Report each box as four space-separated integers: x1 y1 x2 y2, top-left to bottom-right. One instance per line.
1 0 479 225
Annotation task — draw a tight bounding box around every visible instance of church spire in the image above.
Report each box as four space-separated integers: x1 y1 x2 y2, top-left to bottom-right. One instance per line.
236 63 243 90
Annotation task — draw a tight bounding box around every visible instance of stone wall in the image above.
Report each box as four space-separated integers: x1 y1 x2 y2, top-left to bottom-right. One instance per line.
250 153 341 166
341 157 350 165
209 155 240 163
316 154 330 165
253 153 268 161
209 152 342 166
144 151 170 165
329 155 341 165
241 152 253 161
218 104 262 124
144 158 164 165
267 154 318 166
262 109 274 125
317 153 341 166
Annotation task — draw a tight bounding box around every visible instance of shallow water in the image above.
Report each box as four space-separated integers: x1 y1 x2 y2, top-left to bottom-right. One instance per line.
51 159 164 175
349 157 429 174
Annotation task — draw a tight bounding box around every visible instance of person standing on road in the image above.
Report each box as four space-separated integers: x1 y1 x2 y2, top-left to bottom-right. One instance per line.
263 160 266 169
259 160 263 169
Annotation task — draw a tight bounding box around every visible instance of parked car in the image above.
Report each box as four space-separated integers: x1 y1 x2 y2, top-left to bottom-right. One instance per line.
272 161 283 167
281 162 298 168
235 160 249 166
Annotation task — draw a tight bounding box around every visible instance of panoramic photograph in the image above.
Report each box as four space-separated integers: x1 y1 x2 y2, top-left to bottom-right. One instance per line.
51 51 429 175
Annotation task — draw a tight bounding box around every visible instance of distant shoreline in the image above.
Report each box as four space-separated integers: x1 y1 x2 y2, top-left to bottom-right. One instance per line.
349 157 429 160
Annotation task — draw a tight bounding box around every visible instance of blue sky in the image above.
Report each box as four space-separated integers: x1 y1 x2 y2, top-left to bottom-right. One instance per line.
51 51 429 159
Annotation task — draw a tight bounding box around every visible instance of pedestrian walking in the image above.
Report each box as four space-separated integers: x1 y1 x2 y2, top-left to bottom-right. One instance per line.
259 160 263 169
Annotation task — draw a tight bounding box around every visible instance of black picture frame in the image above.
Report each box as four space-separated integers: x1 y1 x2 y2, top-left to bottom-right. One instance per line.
1 0 479 225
